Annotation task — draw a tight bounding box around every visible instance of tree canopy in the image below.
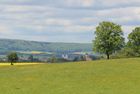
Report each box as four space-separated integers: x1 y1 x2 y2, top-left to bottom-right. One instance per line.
127 27 140 56
93 21 125 59
7 52 18 65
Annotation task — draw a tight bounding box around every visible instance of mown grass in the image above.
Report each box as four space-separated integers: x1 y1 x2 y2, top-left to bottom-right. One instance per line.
0 58 140 94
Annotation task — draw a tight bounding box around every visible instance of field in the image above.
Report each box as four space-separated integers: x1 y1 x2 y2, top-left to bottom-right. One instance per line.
0 58 140 94
0 63 43 66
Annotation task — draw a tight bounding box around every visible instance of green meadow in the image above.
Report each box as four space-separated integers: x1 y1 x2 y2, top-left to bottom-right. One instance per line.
0 58 140 94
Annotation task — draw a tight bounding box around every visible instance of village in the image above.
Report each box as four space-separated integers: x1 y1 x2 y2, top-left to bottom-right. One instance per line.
0 52 97 63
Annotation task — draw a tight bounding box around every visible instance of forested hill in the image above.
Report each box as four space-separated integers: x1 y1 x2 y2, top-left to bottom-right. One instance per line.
0 39 92 54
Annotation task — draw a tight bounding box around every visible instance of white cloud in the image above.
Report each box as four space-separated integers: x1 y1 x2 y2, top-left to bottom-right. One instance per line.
100 0 140 7
44 18 73 26
66 0 95 7
0 24 13 35
65 25 94 32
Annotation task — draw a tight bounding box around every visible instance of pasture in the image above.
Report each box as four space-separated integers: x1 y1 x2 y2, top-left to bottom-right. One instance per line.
0 58 140 94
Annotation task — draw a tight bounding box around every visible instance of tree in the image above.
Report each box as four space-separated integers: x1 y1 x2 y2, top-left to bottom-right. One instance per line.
28 55 34 62
93 21 125 59
7 52 18 65
49 56 56 63
73 56 79 62
127 27 140 56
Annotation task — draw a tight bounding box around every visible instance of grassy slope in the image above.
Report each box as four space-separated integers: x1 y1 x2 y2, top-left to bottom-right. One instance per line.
0 58 140 94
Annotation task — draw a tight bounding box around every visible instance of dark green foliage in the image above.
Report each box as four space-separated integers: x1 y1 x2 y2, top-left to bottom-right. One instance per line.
110 47 135 59
73 56 79 62
7 52 18 65
121 47 139 57
48 56 56 63
127 27 140 56
28 55 34 62
93 21 125 59
56 58 71 63
80 55 86 61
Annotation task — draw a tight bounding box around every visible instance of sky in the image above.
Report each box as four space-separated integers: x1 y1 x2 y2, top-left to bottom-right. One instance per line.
0 0 140 43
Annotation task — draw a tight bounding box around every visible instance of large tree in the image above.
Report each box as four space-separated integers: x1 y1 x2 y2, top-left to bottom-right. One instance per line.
7 52 18 65
127 27 140 56
93 21 125 59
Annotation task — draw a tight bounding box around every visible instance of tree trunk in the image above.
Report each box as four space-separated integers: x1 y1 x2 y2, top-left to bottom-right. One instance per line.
11 62 13 65
106 52 110 59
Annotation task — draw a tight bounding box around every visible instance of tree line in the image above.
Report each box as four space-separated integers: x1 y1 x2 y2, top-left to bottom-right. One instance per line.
93 21 140 59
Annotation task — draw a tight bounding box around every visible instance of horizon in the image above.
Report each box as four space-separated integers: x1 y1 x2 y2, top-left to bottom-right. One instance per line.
0 0 140 43
0 38 92 44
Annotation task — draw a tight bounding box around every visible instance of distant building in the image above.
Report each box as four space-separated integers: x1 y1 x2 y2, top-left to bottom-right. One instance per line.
84 54 92 61
19 57 29 62
62 54 69 59
71 52 93 61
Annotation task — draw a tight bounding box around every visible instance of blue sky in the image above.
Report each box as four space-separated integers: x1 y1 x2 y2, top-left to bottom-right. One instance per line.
0 0 140 43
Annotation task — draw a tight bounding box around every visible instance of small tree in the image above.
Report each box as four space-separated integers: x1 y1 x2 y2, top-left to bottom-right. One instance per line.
28 55 34 62
7 52 18 65
127 27 140 56
50 56 56 63
93 21 125 59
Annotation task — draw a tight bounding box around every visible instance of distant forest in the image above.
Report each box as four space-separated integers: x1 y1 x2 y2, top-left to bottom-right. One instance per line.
0 39 92 55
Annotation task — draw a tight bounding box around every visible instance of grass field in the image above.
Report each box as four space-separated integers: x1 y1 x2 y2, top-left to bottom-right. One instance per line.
0 63 43 66
0 58 140 94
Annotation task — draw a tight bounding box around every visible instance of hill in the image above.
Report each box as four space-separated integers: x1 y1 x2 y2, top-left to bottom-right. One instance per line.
0 58 140 94
0 39 92 55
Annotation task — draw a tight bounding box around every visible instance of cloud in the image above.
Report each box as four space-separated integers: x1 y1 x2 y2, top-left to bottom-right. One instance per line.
64 0 95 7
0 25 11 34
0 0 140 43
